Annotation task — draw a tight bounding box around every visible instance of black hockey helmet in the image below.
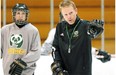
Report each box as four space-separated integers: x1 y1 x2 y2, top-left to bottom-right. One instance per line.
12 3 29 15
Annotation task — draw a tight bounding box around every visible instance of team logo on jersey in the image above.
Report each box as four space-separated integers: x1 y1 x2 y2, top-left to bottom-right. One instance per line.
60 33 64 36
8 34 26 54
10 34 23 48
73 30 79 37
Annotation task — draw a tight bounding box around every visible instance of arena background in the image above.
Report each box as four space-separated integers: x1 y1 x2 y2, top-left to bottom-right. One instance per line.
0 0 116 75
1 0 115 54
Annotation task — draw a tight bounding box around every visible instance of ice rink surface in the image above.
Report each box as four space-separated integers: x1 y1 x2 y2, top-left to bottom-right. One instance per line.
0 55 116 75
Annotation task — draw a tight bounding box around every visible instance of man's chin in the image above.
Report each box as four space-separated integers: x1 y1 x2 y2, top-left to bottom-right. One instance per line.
68 22 74 25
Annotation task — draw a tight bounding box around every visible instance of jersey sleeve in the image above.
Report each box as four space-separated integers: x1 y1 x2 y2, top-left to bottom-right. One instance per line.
0 29 2 58
41 28 56 55
21 29 41 67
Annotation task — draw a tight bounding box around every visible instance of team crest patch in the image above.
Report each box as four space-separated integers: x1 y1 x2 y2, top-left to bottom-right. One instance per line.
10 34 23 48
73 30 79 37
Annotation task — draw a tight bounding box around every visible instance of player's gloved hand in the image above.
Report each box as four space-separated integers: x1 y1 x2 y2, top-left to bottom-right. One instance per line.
9 58 27 75
96 49 111 63
51 61 69 75
87 19 104 38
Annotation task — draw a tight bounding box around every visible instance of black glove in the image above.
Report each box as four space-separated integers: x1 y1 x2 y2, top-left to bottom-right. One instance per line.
96 49 111 63
87 19 104 38
9 58 27 75
51 61 69 75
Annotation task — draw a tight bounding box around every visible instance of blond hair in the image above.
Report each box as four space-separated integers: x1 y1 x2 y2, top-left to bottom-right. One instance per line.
59 0 77 10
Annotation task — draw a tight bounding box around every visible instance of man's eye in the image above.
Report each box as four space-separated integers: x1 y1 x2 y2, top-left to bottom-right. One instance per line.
65 14 67 16
69 12 72 15
16 12 21 14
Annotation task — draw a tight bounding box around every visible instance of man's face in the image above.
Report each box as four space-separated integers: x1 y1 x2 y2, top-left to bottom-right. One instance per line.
61 5 77 25
14 10 26 22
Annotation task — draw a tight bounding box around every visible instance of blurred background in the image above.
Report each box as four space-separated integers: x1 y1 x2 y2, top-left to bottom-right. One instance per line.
1 0 115 54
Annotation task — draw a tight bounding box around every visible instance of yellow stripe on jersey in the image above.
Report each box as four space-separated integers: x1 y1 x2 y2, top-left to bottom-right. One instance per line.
8 48 26 54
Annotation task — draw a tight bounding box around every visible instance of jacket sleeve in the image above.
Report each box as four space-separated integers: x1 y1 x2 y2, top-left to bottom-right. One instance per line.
21 30 41 67
52 25 62 62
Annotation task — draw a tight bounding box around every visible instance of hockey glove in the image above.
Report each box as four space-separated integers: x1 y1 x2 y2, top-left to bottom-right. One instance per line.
51 61 69 75
9 58 27 75
87 19 104 38
96 49 111 63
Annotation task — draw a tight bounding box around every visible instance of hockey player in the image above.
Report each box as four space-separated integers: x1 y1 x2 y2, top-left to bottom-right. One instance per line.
50 0 104 75
1 3 41 75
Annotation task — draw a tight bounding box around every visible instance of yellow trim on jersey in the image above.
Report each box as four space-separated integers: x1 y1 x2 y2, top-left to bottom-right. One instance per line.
8 48 26 54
